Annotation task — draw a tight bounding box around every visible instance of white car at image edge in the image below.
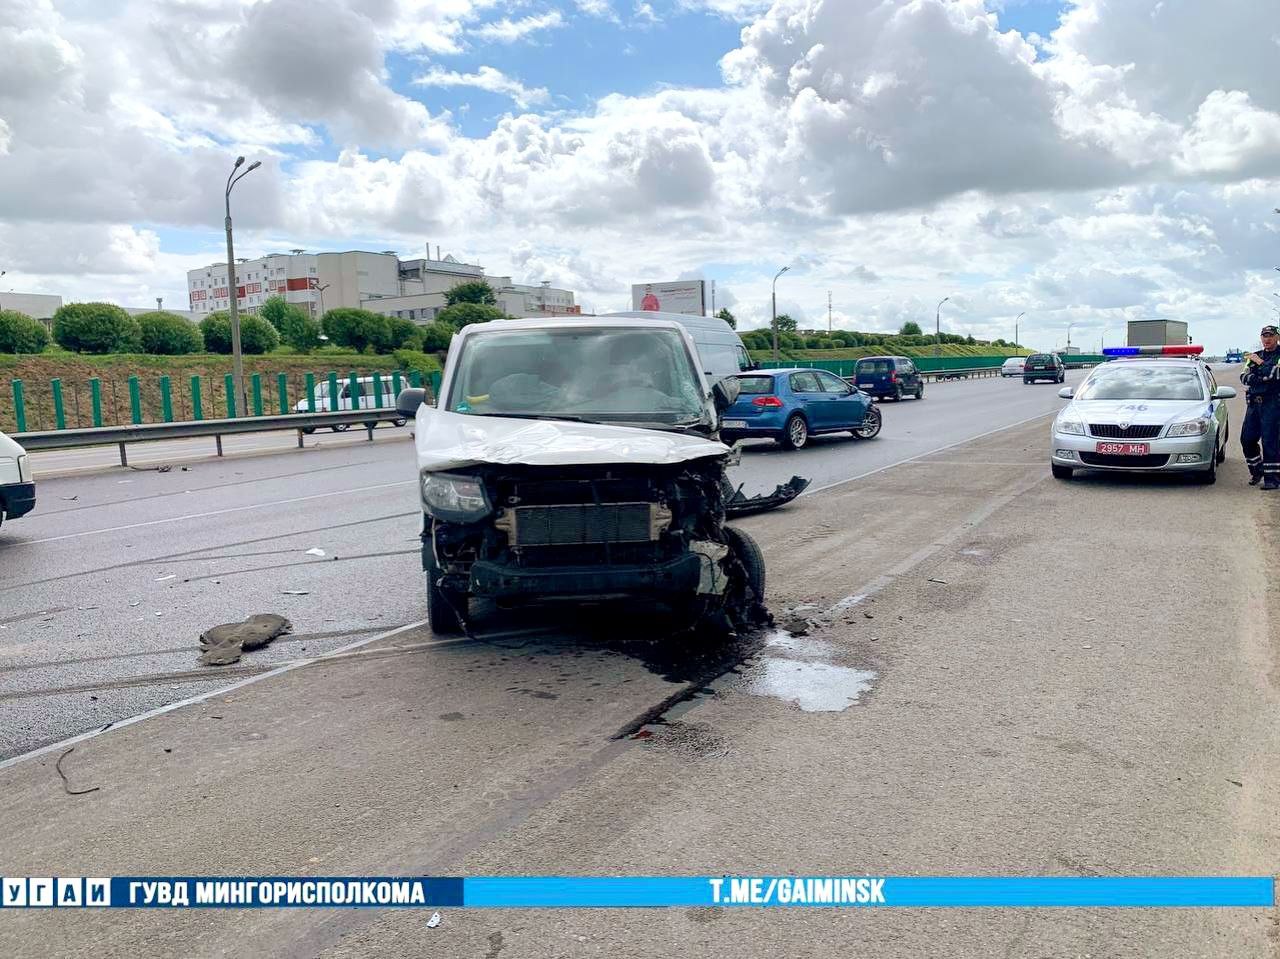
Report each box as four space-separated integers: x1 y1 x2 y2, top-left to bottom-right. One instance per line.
0 430 36 529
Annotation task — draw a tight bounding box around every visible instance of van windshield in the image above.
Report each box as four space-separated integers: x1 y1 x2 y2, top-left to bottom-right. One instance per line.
445 327 706 424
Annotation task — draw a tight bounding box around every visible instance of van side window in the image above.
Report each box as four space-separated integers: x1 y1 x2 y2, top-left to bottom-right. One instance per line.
736 346 752 371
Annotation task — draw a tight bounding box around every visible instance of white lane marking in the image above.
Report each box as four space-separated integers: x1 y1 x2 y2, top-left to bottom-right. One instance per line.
4 480 416 548
0 618 434 772
802 410 1055 497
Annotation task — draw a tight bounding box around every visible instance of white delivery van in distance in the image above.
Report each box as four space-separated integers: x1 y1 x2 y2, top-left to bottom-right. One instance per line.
606 311 755 384
292 376 408 433
0 429 35 530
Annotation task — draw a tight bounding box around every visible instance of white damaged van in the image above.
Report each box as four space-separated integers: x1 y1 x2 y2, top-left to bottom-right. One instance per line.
0 430 35 530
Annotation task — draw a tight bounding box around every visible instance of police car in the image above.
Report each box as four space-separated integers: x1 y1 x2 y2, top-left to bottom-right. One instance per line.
1050 346 1235 483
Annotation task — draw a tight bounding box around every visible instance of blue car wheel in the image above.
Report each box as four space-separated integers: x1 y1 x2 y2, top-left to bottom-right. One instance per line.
780 413 809 450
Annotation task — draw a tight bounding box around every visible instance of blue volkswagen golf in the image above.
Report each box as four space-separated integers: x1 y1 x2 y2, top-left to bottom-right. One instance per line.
719 369 882 450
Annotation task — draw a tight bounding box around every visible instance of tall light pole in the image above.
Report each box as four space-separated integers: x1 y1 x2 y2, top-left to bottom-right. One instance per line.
316 283 331 319
1066 322 1076 353
224 156 261 417
1014 311 1025 348
771 265 790 363
935 296 950 357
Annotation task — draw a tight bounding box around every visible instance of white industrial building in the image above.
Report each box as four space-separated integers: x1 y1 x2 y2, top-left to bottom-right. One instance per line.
0 292 63 321
186 249 576 322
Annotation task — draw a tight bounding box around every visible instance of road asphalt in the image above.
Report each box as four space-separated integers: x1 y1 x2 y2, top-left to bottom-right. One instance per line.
0 374 1275 957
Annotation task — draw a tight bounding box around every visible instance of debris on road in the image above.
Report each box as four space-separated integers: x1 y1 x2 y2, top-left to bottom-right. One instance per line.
282 590 310 596
305 548 326 557
154 574 176 583
55 748 100 796
198 614 293 666
724 475 811 518
426 912 442 928
59 495 78 501
129 464 172 473
927 578 948 585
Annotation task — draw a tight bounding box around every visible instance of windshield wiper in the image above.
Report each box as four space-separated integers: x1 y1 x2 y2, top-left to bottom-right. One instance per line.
468 412 595 423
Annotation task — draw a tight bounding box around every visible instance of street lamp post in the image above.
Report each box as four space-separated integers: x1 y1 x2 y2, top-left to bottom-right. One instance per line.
1066 323 1076 353
935 296 950 357
1014 311 1025 347
771 265 790 363
316 283 331 319
224 156 261 416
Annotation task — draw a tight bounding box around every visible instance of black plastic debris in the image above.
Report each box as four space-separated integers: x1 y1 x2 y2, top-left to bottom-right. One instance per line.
198 614 293 666
724 475 810 517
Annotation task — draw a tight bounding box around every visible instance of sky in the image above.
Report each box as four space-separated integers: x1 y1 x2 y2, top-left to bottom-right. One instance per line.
1 0 1278 353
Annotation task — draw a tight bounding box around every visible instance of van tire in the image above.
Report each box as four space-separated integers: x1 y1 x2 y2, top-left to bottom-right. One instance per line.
331 423 350 432
724 525 765 601
915 383 924 400
393 418 407 428
301 427 316 435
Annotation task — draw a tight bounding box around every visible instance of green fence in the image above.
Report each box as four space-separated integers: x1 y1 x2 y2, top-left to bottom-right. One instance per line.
2 369 438 435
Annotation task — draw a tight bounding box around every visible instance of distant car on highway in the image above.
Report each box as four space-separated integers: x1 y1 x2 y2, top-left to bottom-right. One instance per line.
719 369 881 449
294 376 408 433
852 356 924 401
1024 353 1065 384
1225 349 1244 364
1001 357 1024 377
1051 346 1234 483
0 429 35 531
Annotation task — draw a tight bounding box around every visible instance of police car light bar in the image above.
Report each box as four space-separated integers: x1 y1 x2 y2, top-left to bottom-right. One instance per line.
1102 345 1204 357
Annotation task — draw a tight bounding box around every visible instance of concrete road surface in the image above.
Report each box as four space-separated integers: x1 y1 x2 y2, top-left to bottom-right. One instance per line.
0 381 1276 957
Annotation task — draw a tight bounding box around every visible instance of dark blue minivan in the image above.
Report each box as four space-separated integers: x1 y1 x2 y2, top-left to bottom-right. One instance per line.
852 356 924 401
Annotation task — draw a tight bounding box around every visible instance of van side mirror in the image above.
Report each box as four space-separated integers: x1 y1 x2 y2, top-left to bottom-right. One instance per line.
396 388 428 418
712 378 740 413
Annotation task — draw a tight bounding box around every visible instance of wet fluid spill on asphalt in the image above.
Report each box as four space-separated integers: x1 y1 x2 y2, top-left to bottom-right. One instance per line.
741 630 877 712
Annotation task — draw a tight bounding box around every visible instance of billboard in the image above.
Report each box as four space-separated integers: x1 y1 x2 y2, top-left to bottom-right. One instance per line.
631 280 706 316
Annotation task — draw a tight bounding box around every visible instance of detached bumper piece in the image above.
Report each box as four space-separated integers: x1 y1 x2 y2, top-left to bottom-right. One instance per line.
724 475 810 518
469 553 703 599
0 481 36 519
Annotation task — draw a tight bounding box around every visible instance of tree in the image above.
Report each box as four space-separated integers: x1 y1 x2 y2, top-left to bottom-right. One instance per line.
388 317 419 350
0 310 51 354
199 311 279 354
52 302 141 353
321 308 393 353
420 322 455 352
444 280 497 307
260 295 320 352
774 313 797 334
137 311 202 355
899 321 923 336
716 307 736 329
437 302 504 328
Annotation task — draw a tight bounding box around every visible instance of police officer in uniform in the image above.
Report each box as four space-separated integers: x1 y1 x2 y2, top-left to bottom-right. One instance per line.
1240 324 1280 489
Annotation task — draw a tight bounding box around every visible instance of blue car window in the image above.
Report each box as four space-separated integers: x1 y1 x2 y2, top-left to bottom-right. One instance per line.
790 372 823 393
735 375 775 395
815 371 851 393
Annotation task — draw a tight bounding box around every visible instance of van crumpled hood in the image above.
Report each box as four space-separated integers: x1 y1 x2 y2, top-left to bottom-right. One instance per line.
414 407 730 472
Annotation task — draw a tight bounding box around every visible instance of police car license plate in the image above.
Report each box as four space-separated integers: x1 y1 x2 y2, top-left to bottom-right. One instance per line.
1095 441 1148 456
722 419 748 429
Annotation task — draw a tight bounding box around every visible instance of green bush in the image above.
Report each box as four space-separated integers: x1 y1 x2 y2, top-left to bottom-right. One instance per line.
0 310 50 354
199 311 279 354
52 302 141 353
420 322 455 352
388 317 419 350
436 302 503 329
392 349 443 380
136 311 202 355
322 308 393 353
261 295 320 352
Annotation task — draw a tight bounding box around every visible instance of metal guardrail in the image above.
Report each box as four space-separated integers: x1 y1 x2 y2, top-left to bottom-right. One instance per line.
18 409 409 467
918 366 1003 382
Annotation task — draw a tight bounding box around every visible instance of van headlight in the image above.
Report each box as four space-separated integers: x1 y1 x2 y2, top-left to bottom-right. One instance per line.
420 472 491 522
17 455 31 483
1055 416 1085 435
1167 417 1210 437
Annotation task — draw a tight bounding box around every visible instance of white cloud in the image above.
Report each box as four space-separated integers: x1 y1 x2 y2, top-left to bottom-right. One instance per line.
414 66 550 108
633 2 659 24
473 10 564 43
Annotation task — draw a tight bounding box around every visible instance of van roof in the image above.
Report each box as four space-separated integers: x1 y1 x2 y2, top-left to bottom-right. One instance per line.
603 311 736 334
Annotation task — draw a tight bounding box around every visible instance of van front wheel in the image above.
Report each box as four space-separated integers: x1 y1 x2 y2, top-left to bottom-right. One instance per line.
331 423 350 432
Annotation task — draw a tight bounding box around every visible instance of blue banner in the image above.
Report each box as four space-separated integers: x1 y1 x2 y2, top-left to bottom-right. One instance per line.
1 876 1272 909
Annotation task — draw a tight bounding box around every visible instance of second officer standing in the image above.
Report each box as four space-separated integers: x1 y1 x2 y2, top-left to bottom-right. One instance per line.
1240 324 1280 489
